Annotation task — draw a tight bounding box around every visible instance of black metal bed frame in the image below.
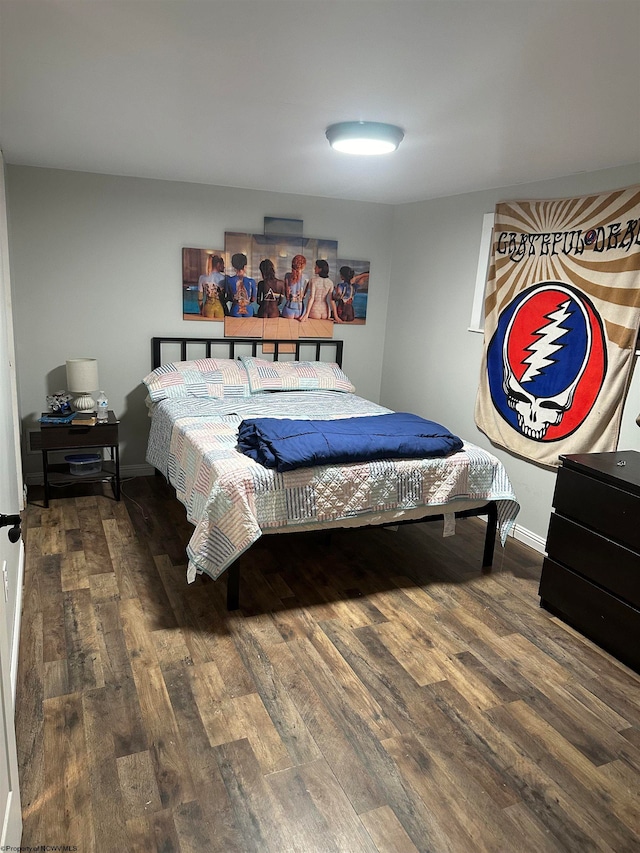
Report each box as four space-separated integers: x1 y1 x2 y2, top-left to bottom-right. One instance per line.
152 336 344 370
151 336 498 610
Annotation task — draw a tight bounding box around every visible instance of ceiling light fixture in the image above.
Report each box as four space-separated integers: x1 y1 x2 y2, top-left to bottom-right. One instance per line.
325 121 404 155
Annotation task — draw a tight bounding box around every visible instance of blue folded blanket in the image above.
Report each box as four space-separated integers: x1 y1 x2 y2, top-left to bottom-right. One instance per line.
237 412 464 472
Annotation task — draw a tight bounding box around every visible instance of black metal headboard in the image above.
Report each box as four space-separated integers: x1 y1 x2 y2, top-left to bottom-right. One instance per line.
152 336 344 370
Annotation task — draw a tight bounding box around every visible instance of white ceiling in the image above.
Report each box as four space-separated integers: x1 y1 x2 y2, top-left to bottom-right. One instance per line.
1 0 639 205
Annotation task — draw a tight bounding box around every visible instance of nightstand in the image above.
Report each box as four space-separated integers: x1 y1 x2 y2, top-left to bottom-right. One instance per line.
40 411 121 507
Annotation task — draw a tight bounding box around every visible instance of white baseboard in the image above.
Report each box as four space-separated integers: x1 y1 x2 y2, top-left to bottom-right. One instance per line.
510 522 546 555
475 512 546 556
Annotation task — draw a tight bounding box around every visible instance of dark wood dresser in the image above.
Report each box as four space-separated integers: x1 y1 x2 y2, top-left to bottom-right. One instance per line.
539 450 640 672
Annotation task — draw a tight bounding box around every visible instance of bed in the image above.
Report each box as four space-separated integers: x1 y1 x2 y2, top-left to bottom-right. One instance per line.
144 336 520 609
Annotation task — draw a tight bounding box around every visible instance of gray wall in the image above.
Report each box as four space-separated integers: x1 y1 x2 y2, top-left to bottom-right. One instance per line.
382 163 640 545
6 166 394 477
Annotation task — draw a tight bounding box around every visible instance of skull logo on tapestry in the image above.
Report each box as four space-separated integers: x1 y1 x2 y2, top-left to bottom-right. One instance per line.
486 282 607 442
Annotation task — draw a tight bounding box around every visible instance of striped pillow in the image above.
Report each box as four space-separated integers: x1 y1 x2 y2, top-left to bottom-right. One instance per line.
143 358 252 401
240 356 355 394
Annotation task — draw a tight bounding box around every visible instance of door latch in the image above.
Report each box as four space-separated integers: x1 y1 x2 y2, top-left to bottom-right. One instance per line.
0 514 22 543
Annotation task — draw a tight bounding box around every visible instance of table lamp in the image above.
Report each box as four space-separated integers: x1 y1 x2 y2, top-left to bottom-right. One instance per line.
66 358 99 411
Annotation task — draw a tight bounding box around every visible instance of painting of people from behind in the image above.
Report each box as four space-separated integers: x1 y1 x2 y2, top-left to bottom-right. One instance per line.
334 258 370 324
182 247 226 321
225 251 258 317
256 258 286 318
222 231 338 339
182 239 368 331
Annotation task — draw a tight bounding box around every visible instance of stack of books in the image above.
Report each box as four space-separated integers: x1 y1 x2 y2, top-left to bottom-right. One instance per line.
38 412 98 426
39 412 77 425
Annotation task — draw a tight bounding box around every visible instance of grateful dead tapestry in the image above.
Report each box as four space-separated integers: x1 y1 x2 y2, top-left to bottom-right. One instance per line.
475 185 640 467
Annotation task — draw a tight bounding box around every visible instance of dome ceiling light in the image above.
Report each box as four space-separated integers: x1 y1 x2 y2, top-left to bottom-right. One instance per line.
325 121 404 155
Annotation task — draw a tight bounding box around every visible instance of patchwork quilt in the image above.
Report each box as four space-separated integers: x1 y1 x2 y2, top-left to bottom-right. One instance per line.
146 392 520 582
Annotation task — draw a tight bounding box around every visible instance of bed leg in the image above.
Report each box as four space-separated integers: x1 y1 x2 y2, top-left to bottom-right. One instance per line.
227 563 240 610
482 502 498 569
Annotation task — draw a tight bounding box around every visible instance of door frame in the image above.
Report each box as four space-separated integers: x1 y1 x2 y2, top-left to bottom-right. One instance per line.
0 151 24 846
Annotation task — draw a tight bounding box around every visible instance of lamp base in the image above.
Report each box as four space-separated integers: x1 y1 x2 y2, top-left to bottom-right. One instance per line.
72 394 96 412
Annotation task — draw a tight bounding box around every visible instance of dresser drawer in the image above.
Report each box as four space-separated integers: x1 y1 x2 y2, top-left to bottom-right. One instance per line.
546 513 640 608
553 467 640 552
539 558 640 672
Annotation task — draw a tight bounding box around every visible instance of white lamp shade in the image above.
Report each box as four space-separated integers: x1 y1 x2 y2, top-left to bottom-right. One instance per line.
66 358 99 411
66 358 99 391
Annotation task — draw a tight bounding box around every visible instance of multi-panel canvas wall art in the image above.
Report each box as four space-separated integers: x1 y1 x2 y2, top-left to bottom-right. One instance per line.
182 231 370 337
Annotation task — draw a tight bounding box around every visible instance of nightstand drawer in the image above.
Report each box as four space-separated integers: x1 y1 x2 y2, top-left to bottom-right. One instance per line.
40 423 118 449
553 467 640 552
546 513 640 609
539 558 640 672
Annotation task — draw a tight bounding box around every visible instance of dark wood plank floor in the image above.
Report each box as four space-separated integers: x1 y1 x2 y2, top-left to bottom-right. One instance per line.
17 476 640 852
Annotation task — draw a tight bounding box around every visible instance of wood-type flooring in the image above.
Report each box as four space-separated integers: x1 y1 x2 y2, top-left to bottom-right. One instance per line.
16 476 640 852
